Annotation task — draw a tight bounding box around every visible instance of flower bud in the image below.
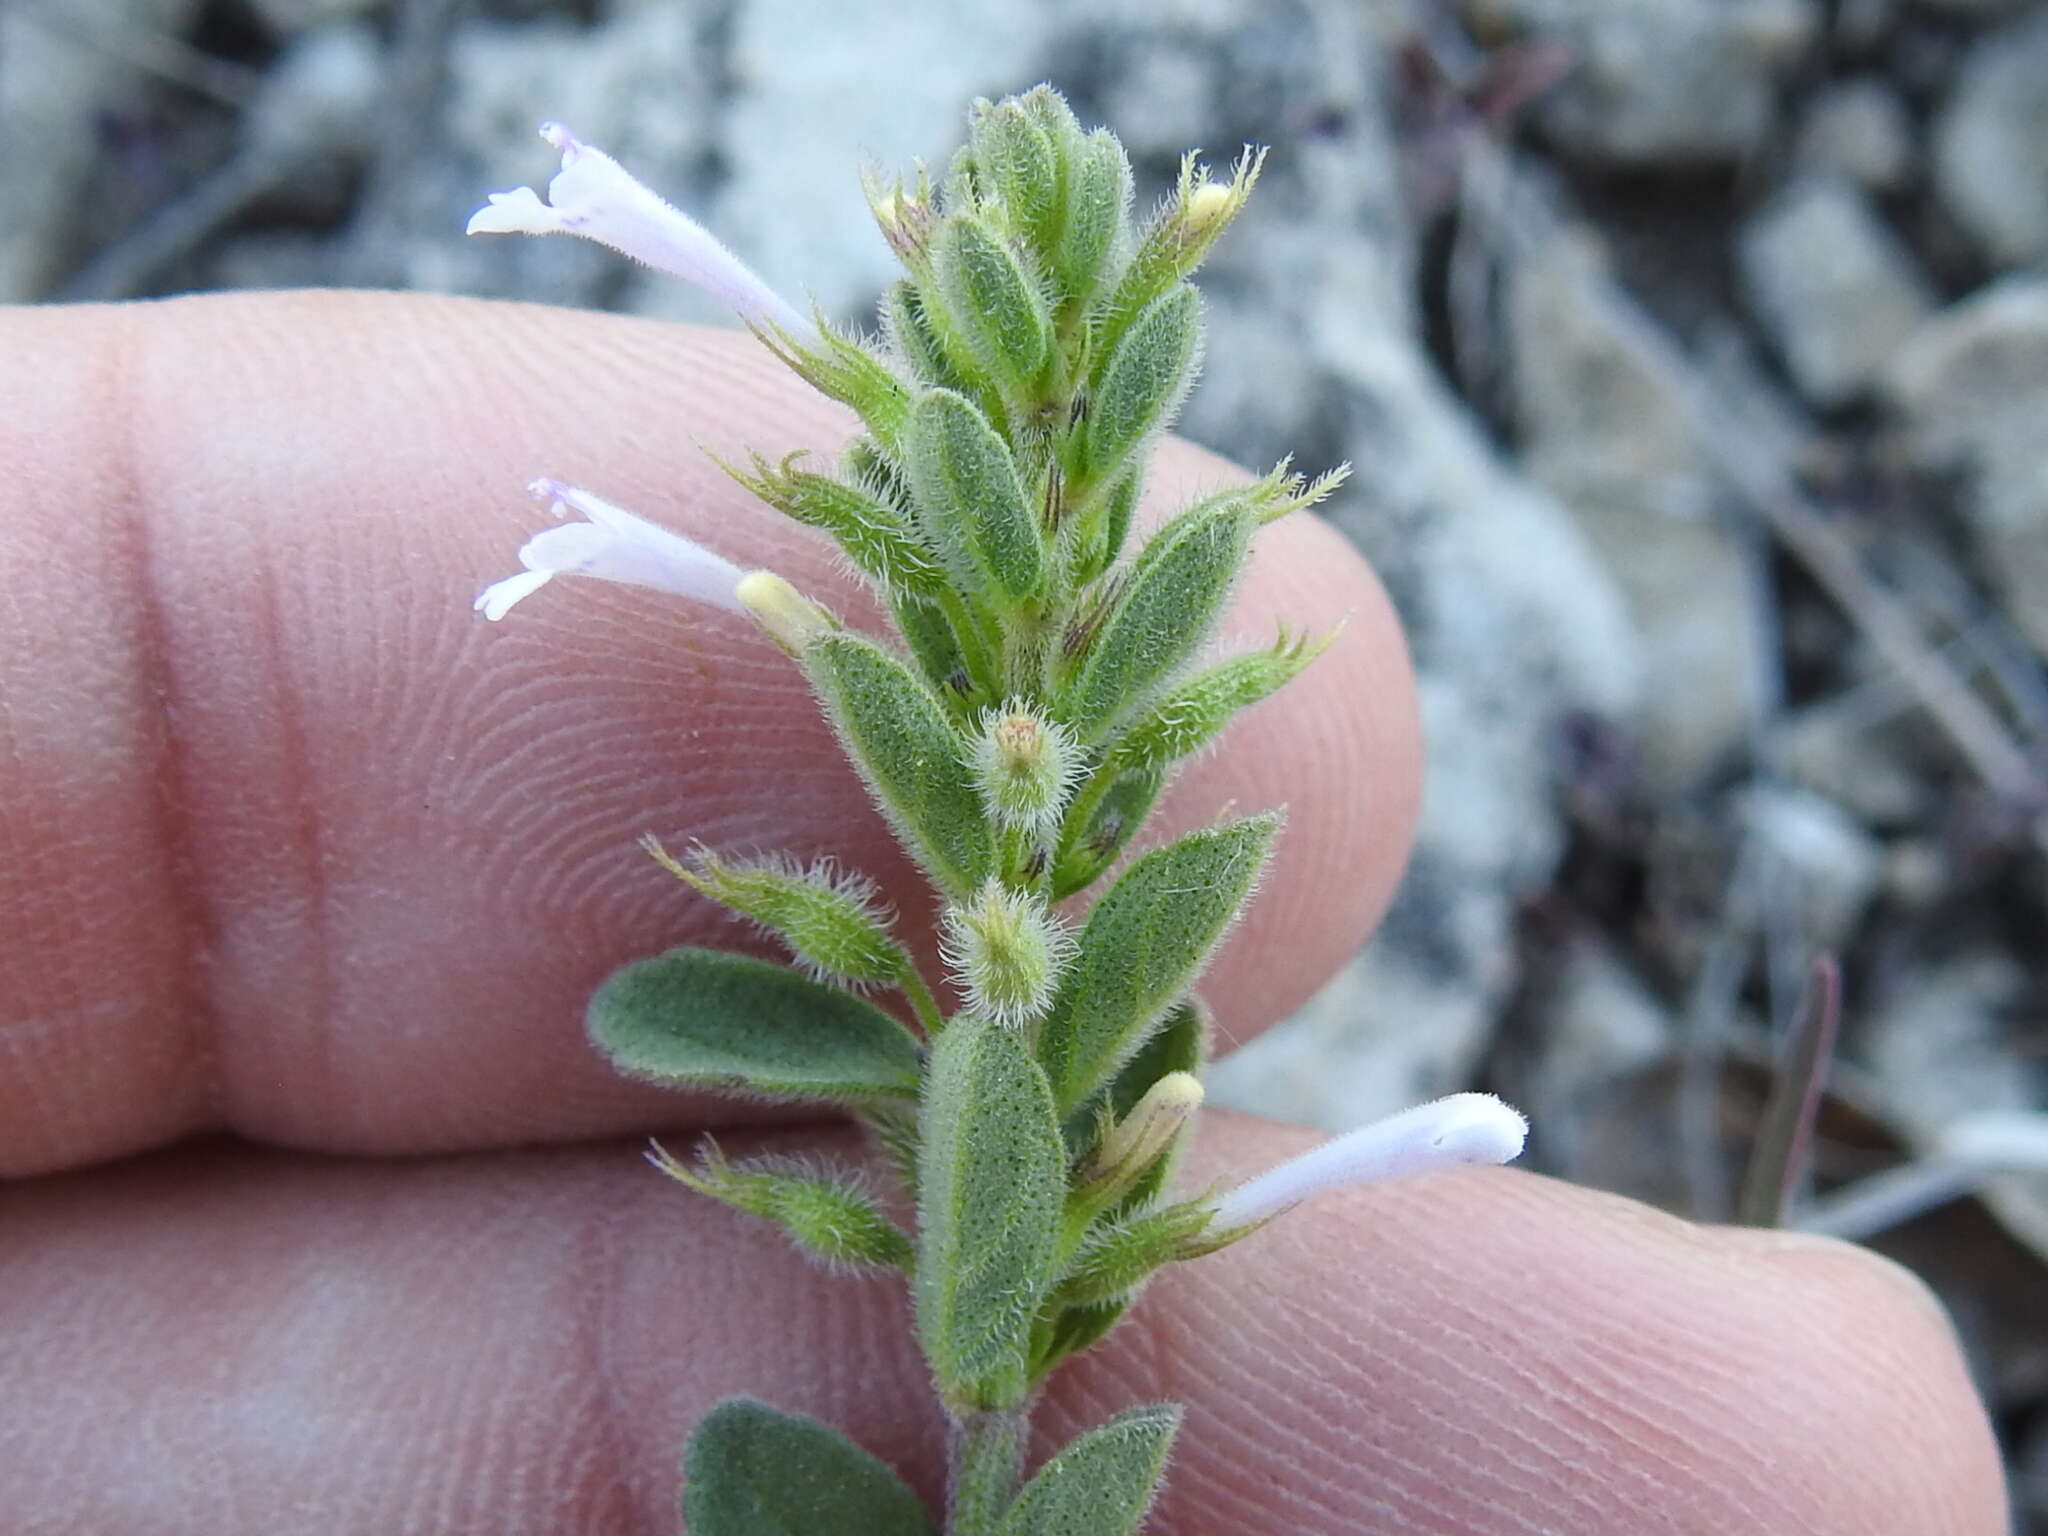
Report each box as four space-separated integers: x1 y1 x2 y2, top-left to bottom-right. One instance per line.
972 704 1079 835
1078 1071 1204 1202
736 570 838 654
941 878 1073 1027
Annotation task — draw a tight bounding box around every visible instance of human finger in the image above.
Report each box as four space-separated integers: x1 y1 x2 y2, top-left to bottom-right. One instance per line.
0 292 1418 1175
0 1114 2001 1533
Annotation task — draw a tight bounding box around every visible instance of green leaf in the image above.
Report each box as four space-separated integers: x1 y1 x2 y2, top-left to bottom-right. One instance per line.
907 389 1045 608
1108 629 1332 775
993 1406 1181 1536
804 632 995 897
722 450 943 600
1091 148 1263 364
930 215 1052 393
891 591 970 695
1072 466 1143 587
1052 1201 1215 1309
682 1398 935 1536
1039 816 1278 1113
648 840 910 989
589 947 920 1106
651 1140 914 1272
1059 496 1256 742
972 97 1060 254
885 279 971 395
759 323 913 458
1049 765 1164 901
917 1013 1066 1412
1081 285 1200 486
1051 129 1131 307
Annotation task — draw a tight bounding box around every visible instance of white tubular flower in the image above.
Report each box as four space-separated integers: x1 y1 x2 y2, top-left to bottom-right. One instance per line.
475 478 748 622
467 122 810 339
1210 1092 1527 1230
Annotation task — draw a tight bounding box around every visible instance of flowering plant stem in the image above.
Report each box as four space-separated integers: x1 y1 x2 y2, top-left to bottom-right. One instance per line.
950 1410 1027 1534
469 85 1527 1535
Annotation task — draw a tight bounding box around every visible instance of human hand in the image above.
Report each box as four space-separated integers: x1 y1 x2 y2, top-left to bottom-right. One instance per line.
0 293 2005 1533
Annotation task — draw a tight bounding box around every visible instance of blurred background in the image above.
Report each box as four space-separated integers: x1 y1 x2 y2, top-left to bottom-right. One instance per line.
8 0 2046 1520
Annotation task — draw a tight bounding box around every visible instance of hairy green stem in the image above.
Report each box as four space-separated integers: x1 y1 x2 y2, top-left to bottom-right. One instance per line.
902 967 947 1037
947 1407 1027 1535
936 584 1005 700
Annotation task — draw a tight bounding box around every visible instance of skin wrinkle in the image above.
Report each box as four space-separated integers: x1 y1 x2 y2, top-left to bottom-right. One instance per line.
94 307 222 1165
1205 1285 1537 1535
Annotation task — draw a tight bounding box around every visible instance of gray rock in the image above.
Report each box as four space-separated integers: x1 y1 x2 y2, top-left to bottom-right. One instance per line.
710 0 1062 325
1794 78 1914 192
244 21 384 166
247 0 383 35
1913 0 2037 15
1770 705 1928 825
1886 278 2048 657
1507 225 1762 789
1735 784 1884 948
1862 953 2048 1261
1831 0 1899 51
1738 176 1932 409
1473 0 1818 166
1515 937 1675 1169
1933 9 2048 268
0 0 205 300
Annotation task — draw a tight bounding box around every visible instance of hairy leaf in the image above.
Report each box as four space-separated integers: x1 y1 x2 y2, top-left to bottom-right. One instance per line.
682 1398 935 1536
589 948 920 1106
1039 816 1278 1113
1059 496 1255 742
917 1014 1066 1412
805 633 994 898
1081 285 1200 485
994 1406 1181 1536
930 215 1051 393
906 389 1045 608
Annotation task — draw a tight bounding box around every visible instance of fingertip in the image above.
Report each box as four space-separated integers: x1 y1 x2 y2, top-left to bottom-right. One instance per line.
1052 1112 2007 1535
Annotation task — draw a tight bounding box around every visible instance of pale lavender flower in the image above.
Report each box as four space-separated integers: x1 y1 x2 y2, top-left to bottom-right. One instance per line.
467 122 810 339
475 478 748 622
1210 1092 1527 1230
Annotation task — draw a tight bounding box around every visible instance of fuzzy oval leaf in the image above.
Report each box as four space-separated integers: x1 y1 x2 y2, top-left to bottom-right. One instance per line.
1082 285 1199 485
589 948 920 1105
1039 816 1278 1113
1061 498 1254 742
907 389 1045 606
805 632 994 897
682 1398 936 1536
974 98 1060 253
917 1013 1066 1412
1053 129 1132 304
993 1406 1181 1536
931 215 1051 390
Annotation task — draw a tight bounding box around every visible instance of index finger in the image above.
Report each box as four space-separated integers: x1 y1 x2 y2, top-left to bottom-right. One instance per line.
0 291 1420 1177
